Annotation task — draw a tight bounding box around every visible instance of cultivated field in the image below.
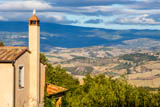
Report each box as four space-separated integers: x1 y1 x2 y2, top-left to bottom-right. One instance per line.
45 46 160 88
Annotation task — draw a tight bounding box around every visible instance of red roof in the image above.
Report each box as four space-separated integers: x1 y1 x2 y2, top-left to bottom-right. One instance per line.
47 84 67 95
0 46 28 63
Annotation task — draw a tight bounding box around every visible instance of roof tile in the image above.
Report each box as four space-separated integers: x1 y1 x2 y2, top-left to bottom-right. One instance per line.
0 47 28 63
47 84 67 95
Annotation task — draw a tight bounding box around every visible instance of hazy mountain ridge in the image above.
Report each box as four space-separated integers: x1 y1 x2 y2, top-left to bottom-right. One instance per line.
1 21 160 52
1 21 160 88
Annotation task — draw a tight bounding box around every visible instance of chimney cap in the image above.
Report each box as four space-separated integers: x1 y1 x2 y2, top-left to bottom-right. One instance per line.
33 9 36 15
29 9 40 21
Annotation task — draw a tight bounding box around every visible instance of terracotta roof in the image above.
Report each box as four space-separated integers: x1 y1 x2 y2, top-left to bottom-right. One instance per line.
0 46 28 63
29 15 40 21
47 84 68 95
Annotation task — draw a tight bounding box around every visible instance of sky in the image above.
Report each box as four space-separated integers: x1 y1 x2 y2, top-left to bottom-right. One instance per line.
0 0 160 30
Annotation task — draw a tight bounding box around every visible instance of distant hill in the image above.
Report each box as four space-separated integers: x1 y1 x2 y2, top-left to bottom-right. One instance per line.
0 21 160 52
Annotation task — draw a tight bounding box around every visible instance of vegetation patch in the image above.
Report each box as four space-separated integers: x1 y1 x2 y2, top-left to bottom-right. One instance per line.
41 53 160 107
120 53 158 63
113 62 132 70
64 66 93 75
105 72 120 77
46 55 64 59
64 74 160 107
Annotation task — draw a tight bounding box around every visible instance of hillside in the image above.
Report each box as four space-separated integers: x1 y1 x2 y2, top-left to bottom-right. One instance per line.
1 21 160 88
1 21 160 52
45 46 160 88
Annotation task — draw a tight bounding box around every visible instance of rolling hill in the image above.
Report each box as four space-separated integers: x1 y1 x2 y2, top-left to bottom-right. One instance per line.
0 21 160 51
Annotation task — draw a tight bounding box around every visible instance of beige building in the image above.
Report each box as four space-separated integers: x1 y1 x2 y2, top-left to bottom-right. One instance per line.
0 10 45 107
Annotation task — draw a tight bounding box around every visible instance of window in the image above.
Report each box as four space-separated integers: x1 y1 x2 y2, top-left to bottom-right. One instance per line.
37 21 40 25
32 21 36 24
30 20 36 25
19 66 24 88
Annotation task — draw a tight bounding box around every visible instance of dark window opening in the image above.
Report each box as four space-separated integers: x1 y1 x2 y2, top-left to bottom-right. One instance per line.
19 66 24 88
37 21 40 25
30 20 36 25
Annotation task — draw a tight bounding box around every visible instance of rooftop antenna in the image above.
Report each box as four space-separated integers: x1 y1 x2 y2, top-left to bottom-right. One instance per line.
33 9 36 15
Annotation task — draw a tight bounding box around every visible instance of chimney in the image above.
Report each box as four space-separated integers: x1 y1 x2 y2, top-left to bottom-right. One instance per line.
28 9 40 106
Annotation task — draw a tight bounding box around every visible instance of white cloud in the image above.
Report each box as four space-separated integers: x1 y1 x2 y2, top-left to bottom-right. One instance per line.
44 14 64 21
0 16 7 21
0 1 52 11
119 14 160 25
0 0 159 29
39 12 78 24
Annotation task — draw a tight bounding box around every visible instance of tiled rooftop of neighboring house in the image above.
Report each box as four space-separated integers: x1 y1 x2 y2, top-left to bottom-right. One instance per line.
47 84 68 95
0 46 28 63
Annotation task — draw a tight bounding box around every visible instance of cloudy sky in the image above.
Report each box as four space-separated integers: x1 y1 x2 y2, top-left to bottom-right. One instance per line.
0 0 160 30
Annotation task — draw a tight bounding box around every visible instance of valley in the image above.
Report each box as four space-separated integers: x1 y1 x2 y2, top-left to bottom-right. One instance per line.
0 21 160 89
45 46 160 88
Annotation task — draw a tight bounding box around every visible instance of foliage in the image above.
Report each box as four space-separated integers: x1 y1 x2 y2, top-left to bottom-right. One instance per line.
40 53 48 65
64 74 160 107
64 66 93 75
105 72 119 77
46 64 79 89
120 53 158 63
41 54 79 107
42 53 160 107
44 93 56 107
114 62 132 70
0 42 4 46
41 52 79 88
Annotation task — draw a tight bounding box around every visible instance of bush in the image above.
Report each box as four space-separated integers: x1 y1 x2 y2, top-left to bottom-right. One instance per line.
40 53 79 107
42 54 160 107
64 74 160 107
120 53 158 63
0 42 4 46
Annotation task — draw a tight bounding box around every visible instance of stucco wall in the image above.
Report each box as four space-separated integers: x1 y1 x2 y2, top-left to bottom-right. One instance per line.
39 63 46 106
15 52 29 107
0 63 13 107
29 24 40 106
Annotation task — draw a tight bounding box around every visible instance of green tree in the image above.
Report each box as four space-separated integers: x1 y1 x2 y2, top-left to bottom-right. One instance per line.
64 74 160 107
0 42 4 46
41 54 160 107
41 54 79 107
40 53 48 65
46 64 79 89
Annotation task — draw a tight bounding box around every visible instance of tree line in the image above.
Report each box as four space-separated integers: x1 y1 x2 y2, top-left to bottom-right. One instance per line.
41 53 160 107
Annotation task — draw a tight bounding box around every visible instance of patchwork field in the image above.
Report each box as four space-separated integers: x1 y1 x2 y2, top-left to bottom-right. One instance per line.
45 46 160 88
